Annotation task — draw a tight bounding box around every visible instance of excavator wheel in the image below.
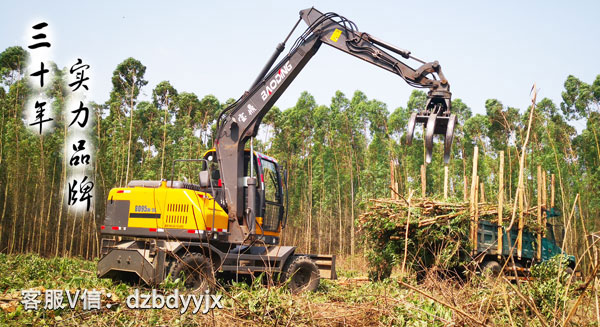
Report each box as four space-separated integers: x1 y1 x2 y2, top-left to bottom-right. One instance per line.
169 253 215 293
281 255 320 293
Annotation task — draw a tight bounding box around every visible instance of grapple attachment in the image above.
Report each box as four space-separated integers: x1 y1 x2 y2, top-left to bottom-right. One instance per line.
406 96 456 164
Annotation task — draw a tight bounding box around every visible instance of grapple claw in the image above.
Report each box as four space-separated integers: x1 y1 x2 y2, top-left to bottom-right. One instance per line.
406 113 417 145
443 114 457 164
425 114 437 164
406 92 455 164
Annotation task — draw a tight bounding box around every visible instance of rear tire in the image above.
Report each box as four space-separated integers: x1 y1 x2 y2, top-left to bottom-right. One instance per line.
565 267 574 275
281 256 320 294
169 253 215 292
481 260 502 277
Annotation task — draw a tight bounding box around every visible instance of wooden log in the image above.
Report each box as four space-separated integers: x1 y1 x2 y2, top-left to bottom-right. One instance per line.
542 170 547 209
537 165 542 261
444 165 449 200
542 170 547 252
474 176 480 252
508 86 537 232
551 174 555 208
518 179 524 259
498 151 504 259
401 190 414 275
480 182 486 203
390 159 395 199
470 146 479 252
418 211 466 226
421 164 426 198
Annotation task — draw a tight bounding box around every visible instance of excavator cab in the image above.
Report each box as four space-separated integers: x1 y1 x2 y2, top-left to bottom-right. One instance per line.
203 149 285 244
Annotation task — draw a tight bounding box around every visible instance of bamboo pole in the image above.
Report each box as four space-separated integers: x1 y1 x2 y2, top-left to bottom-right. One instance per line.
508 85 538 230
561 193 580 257
537 166 542 261
542 170 547 208
542 170 548 245
470 146 479 251
518 182 524 259
551 174 555 208
421 164 426 198
579 196 593 272
498 151 504 258
474 176 480 252
444 165 449 200
542 170 548 259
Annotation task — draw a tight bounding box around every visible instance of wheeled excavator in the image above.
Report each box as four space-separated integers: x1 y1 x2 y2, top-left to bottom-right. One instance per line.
97 7 455 293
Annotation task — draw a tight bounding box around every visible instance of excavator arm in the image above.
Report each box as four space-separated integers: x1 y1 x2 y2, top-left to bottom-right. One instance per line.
215 7 455 244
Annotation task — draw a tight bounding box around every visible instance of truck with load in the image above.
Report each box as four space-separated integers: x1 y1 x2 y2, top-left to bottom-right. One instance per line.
476 209 575 278
360 197 575 281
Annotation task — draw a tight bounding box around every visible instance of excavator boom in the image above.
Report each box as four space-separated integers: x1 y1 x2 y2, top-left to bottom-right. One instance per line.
215 7 455 244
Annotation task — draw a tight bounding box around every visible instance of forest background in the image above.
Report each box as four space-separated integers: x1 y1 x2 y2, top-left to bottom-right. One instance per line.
0 46 599 267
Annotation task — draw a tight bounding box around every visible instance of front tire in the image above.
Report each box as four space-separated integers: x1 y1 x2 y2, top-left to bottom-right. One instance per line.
169 253 215 292
281 256 320 293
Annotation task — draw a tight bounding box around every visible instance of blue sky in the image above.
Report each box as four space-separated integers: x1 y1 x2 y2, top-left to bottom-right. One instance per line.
2 1 599 125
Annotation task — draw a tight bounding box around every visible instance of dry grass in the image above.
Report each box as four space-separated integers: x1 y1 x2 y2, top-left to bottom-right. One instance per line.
0 253 597 326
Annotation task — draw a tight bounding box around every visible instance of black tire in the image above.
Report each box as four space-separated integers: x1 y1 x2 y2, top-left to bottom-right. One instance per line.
281 256 320 294
565 267 574 275
169 253 215 292
481 260 502 277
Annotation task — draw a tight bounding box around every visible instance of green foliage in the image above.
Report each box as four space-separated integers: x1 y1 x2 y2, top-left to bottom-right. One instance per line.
110 57 148 110
0 253 113 292
527 255 575 320
0 253 595 326
360 200 472 280
0 46 28 84
158 273 186 291
384 298 454 326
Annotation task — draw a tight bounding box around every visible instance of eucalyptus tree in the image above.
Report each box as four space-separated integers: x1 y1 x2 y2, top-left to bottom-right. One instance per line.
107 58 147 186
152 81 178 179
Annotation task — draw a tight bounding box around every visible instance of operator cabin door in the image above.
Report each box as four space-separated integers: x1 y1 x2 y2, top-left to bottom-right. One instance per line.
260 158 283 232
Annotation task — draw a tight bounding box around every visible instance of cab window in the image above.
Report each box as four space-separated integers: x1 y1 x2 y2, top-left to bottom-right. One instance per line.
261 159 280 203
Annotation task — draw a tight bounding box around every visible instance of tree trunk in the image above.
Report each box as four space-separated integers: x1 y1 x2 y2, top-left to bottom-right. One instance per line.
348 138 355 265
159 95 171 180
329 133 344 255
125 74 136 184
306 157 312 254
43 158 57 254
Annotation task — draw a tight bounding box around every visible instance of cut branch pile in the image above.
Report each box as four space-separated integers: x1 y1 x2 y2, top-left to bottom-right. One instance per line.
359 198 543 234
359 197 544 281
